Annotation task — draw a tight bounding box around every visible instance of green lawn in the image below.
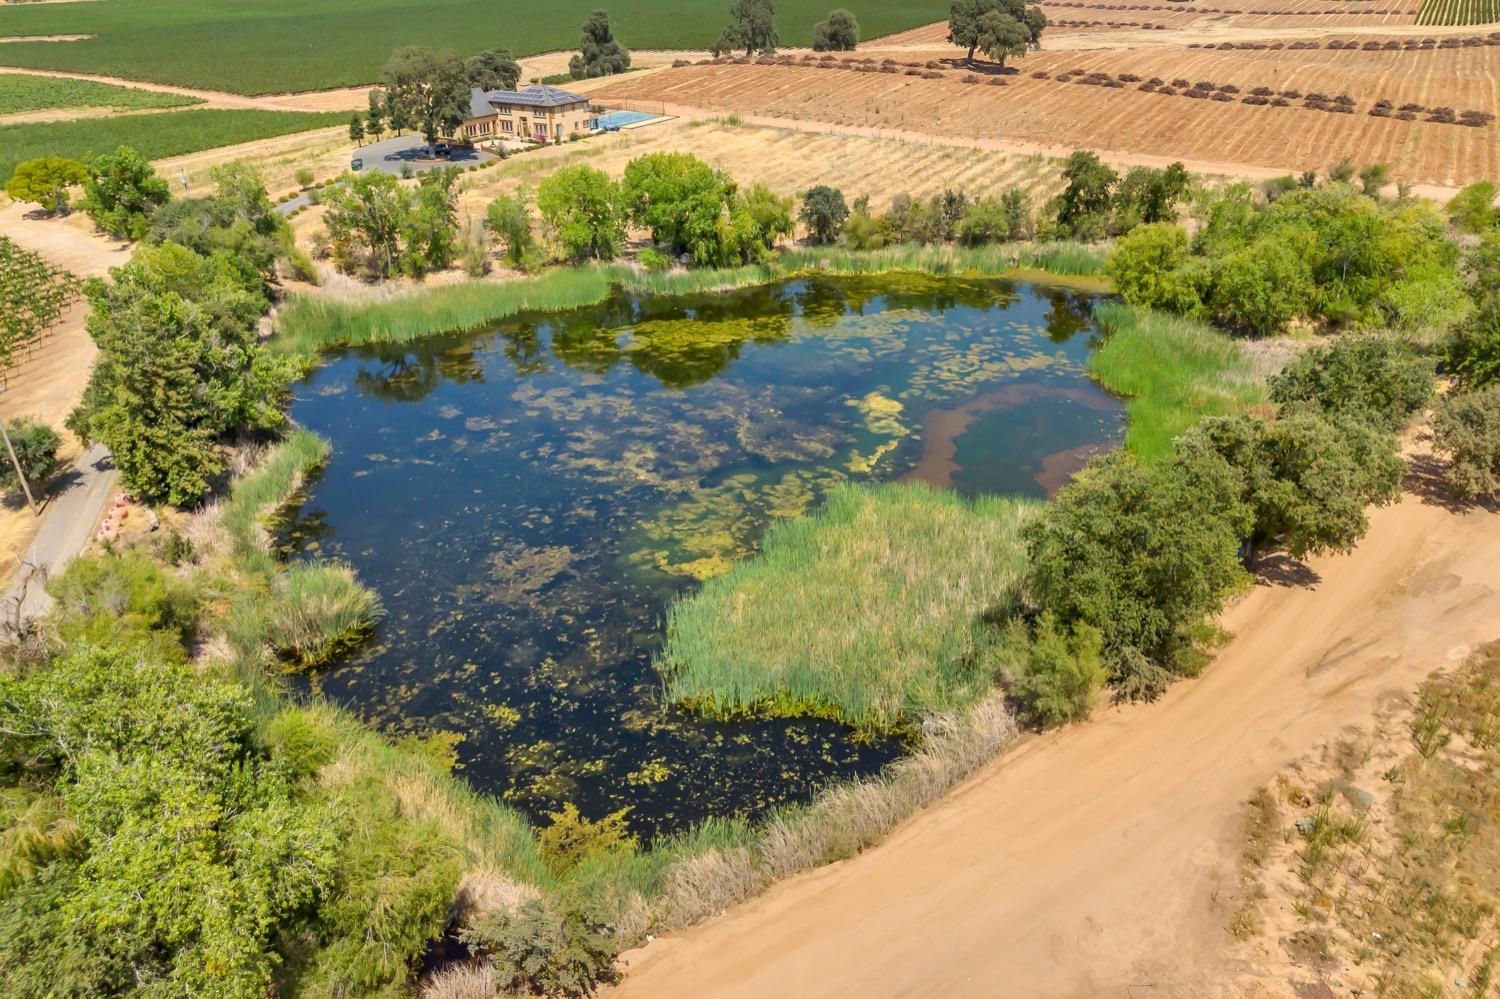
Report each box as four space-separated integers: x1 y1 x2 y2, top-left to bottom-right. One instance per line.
0 73 202 115
0 0 950 95
0 108 344 183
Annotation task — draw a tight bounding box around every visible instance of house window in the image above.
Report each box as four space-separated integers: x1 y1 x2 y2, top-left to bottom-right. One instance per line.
500 119 513 133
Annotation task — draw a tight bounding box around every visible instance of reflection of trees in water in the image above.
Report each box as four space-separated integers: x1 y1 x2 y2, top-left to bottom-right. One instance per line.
351 339 487 404
1042 290 1098 345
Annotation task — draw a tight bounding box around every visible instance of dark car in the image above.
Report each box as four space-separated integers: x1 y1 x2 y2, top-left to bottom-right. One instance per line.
350 157 364 171
435 143 451 157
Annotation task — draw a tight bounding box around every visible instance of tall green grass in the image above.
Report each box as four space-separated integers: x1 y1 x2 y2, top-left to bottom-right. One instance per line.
658 482 1037 731
220 428 330 576
271 241 1108 359
1089 303 1269 462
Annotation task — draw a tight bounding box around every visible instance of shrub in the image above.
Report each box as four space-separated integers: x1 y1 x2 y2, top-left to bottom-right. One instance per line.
45 547 200 658
460 898 621 998
80 146 170 240
1003 615 1106 727
1447 180 1497 233
0 419 61 495
537 802 635 874
1446 305 1500 388
1269 334 1434 432
1432 385 1500 501
956 196 1010 246
637 247 673 271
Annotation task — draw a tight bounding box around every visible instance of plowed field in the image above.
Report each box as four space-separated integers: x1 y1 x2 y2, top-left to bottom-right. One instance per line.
590 50 1499 184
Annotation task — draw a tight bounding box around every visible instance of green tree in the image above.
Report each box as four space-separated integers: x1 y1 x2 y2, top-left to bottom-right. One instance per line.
713 0 779 56
948 0 1046 64
1022 445 1251 698
812 8 859 50
4 157 87 215
537 164 626 262
1269 334 1434 432
1002 187 1034 239
569 10 631 79
722 182 793 264
1326 156 1356 184
843 196 887 250
1048 150 1116 240
381 46 469 158
957 196 1010 245
1110 162 1190 233
974 9 1032 68
1432 385 1500 502
1105 223 1204 315
799 184 848 245
1207 234 1314 334
1447 181 1497 234
68 244 287 506
365 88 386 140
348 113 365 145
323 169 459 278
485 193 535 266
1183 411 1402 560
622 151 734 263
0 419 60 497
81 146 170 240
468 48 522 91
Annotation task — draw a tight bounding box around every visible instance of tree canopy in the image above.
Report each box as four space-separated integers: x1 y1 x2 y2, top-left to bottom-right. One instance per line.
467 47 522 91
4 157 87 215
379 46 468 157
570 10 632 79
714 0 779 56
948 0 1046 64
81 146 170 241
812 8 859 50
799 185 849 244
537 164 628 262
1268 334 1434 432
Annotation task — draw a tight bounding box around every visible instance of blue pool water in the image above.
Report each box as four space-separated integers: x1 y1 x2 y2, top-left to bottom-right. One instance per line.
596 109 660 130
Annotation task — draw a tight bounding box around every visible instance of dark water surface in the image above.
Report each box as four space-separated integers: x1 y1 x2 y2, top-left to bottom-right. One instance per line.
283 274 1121 835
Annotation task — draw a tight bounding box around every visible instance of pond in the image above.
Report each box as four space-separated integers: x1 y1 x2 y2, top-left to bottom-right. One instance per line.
283 273 1122 836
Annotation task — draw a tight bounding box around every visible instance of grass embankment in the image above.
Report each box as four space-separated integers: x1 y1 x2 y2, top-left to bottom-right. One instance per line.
203 429 383 673
1088 302 1269 462
0 0 948 94
0 73 201 115
1234 643 1500 994
0 108 345 183
658 483 1036 731
271 241 1107 358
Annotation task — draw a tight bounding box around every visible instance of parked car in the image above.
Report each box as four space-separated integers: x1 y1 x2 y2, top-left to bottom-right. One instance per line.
351 157 364 171
435 143 451 157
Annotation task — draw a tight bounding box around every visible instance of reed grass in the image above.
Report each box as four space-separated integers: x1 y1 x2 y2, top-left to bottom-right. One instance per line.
270 242 1109 359
1088 303 1269 462
657 482 1037 731
265 562 383 670
218 428 330 576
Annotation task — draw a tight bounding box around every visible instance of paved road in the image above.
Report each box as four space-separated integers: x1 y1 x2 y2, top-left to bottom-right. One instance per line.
276 134 500 214
2 443 117 625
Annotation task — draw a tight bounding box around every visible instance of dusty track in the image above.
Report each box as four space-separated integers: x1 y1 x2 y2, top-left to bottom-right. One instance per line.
608 470 1500 998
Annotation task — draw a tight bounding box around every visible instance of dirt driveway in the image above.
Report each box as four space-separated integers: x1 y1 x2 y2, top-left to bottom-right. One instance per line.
607 464 1500 999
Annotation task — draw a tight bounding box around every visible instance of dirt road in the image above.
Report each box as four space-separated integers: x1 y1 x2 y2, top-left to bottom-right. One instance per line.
608 473 1500 998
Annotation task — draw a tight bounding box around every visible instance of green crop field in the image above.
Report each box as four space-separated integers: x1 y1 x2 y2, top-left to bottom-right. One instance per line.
1415 0 1499 23
0 108 344 183
0 0 948 95
0 73 202 115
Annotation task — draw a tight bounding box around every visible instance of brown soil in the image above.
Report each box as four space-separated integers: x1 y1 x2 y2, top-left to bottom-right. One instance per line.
589 55 1496 189
606 455 1500 998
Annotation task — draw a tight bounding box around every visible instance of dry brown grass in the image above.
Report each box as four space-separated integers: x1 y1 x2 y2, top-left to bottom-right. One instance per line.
449 118 1069 222
152 124 351 198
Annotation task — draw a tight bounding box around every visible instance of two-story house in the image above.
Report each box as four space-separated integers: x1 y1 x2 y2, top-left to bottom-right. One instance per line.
462 84 598 144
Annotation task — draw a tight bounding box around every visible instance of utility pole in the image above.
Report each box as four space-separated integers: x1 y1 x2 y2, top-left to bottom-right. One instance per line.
0 417 38 516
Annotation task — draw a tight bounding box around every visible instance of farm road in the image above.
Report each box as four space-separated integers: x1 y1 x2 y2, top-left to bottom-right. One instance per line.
607 458 1500 998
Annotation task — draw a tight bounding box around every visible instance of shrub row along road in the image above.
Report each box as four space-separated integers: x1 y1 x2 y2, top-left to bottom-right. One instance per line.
606 462 1500 998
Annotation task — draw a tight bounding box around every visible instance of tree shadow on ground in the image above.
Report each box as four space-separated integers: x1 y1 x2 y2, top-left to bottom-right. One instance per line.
1403 451 1499 515
1253 552 1321 589
938 58 1019 76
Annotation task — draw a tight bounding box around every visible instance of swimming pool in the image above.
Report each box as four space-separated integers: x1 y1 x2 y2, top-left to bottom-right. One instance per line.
595 109 661 130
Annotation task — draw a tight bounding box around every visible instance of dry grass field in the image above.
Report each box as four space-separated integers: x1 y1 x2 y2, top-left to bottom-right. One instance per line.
588 41 1499 186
